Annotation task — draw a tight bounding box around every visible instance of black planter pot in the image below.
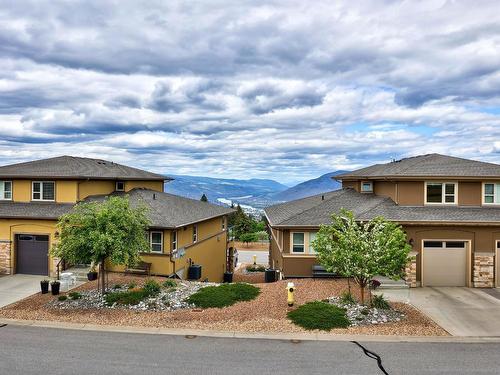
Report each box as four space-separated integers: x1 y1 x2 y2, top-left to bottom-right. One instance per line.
40 281 49 294
87 272 98 281
223 272 233 283
51 282 60 295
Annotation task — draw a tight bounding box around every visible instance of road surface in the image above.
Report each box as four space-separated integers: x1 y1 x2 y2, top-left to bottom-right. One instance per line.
1 325 499 374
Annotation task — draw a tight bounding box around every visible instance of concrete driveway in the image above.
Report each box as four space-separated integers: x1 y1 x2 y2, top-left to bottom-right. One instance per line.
0 274 45 308
380 287 500 336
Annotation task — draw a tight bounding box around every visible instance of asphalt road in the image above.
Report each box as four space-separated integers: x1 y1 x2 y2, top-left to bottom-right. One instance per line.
1 325 499 374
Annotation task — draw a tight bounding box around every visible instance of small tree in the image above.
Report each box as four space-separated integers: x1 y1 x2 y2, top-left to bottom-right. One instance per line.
200 193 208 202
240 232 258 247
52 196 150 295
313 209 411 304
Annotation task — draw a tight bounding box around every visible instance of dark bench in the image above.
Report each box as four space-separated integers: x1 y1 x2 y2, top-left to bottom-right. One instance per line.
125 261 152 276
312 265 337 278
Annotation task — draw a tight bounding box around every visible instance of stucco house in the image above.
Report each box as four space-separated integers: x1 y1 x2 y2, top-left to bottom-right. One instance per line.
0 156 232 282
265 154 500 288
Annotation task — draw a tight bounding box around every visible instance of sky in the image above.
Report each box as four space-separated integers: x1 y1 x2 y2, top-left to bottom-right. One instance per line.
1 0 500 185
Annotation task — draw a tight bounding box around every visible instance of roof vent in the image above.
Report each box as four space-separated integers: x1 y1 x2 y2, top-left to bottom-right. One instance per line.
153 193 156 200
321 195 324 201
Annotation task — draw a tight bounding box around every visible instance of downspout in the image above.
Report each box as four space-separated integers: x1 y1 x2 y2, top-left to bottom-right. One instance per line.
168 229 176 278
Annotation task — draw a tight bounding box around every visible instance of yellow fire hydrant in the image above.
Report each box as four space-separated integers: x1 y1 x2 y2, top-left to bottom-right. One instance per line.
287 282 295 307
253 254 257 265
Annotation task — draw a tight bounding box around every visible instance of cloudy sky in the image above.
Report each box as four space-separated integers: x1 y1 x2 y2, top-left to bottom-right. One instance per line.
1 0 500 184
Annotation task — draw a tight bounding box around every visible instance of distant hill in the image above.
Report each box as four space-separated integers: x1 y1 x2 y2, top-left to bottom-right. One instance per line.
163 174 288 202
270 171 347 201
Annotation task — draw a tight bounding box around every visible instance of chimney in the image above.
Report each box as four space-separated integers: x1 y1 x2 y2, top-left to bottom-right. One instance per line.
321 195 324 201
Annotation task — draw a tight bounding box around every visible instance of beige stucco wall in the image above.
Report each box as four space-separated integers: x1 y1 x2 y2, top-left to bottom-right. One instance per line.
458 182 482 206
373 181 396 201
397 181 424 206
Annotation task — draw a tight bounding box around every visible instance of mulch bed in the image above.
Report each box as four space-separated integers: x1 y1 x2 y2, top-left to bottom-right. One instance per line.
0 274 448 336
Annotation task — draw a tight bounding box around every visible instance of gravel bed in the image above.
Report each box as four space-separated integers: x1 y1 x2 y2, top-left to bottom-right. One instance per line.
328 297 404 326
48 280 213 311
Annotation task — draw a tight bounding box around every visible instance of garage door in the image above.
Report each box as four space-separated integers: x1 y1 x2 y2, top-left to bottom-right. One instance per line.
423 241 467 287
16 234 49 275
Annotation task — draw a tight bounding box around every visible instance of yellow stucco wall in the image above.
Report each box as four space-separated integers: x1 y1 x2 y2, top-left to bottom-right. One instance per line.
0 219 58 276
56 180 78 203
77 180 115 201
12 180 31 202
125 180 164 193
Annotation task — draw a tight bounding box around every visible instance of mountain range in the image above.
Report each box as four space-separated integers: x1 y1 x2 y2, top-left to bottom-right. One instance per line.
163 171 346 210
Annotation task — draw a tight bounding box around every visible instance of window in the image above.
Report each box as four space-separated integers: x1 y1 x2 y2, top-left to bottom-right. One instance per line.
483 183 500 204
172 231 177 251
32 181 55 201
115 181 125 191
150 231 163 253
292 232 305 253
361 181 373 193
425 182 457 204
0 181 12 200
193 225 198 243
309 232 317 254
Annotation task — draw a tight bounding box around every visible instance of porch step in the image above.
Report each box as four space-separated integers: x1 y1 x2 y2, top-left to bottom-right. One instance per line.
64 267 90 282
374 276 409 290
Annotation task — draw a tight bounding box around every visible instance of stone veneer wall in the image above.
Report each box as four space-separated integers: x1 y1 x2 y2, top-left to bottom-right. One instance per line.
473 252 495 288
0 240 12 275
405 251 418 288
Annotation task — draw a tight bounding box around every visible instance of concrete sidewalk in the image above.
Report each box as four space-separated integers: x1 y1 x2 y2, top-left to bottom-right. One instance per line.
0 275 46 308
379 287 500 336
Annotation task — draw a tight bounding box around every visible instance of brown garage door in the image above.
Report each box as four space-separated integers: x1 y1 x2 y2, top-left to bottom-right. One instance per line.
423 240 467 287
16 234 49 275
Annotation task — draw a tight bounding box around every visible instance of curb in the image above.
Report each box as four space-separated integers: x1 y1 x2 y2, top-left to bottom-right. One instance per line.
1 318 500 343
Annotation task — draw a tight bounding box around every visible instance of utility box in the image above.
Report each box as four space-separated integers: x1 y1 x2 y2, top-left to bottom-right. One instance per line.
265 269 278 283
188 265 202 280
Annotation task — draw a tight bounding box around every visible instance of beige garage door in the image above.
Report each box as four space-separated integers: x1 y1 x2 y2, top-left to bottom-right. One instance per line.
423 241 467 287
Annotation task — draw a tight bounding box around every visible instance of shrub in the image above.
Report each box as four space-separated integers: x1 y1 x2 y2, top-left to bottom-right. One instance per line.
113 284 122 289
162 279 177 288
68 291 82 300
371 294 391 310
245 265 266 272
127 282 137 290
105 290 147 306
287 301 350 331
58 295 67 301
143 279 161 297
340 291 356 305
187 283 260 308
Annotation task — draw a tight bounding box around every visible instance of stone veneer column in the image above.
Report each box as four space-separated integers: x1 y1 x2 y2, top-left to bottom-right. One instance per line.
404 251 418 288
473 252 495 288
0 240 12 275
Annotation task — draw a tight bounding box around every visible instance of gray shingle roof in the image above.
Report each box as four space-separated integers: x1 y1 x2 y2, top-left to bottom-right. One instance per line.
265 188 500 226
0 156 169 181
86 188 234 228
0 202 74 220
337 154 500 179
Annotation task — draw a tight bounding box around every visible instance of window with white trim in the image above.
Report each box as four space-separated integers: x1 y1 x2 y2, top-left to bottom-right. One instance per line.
172 231 177 251
425 182 457 204
116 181 125 191
292 232 305 253
360 181 373 193
483 183 500 204
193 225 198 243
150 231 163 253
309 232 317 254
32 181 55 201
0 181 12 200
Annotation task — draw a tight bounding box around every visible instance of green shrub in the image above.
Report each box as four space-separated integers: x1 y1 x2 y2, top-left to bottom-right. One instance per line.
113 284 122 289
187 283 260 308
340 291 357 305
245 265 266 272
162 279 177 288
371 294 391 310
58 295 67 301
287 301 350 331
104 290 147 306
127 282 137 290
143 279 161 297
68 291 82 300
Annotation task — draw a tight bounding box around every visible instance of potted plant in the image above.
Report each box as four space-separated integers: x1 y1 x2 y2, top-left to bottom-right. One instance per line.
87 264 98 281
40 279 49 294
51 280 61 295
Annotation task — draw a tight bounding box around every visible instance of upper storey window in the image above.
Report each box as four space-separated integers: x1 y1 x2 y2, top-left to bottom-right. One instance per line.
115 181 125 191
425 182 457 204
32 181 55 201
0 181 12 200
483 183 500 205
360 181 373 193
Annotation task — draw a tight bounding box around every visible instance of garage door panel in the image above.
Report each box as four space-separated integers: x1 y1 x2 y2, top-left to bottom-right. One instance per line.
423 241 467 287
16 235 49 275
